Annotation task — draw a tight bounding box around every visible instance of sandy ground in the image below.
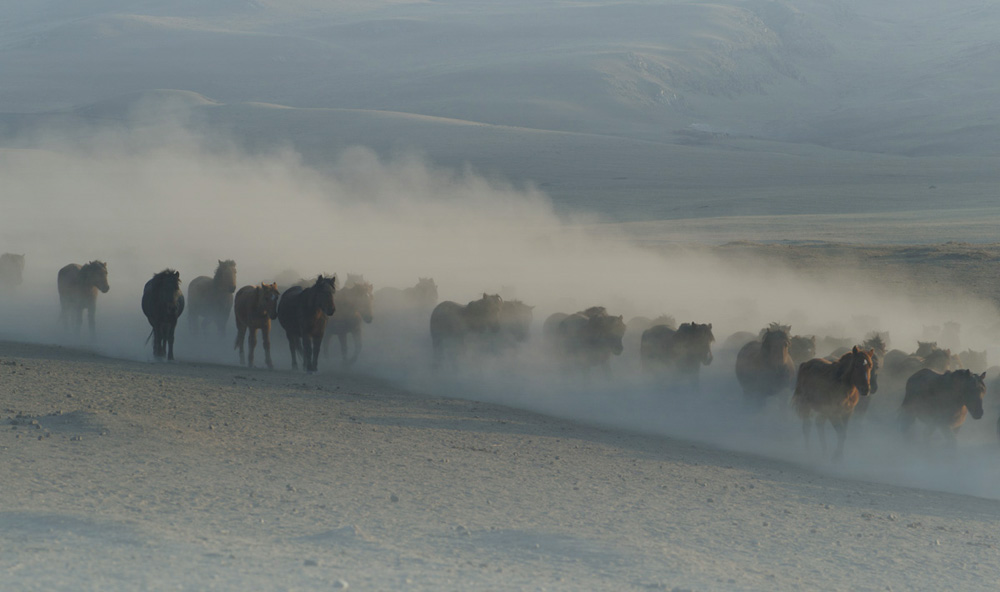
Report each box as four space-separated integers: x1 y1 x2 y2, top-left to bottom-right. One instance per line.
2 328 1000 591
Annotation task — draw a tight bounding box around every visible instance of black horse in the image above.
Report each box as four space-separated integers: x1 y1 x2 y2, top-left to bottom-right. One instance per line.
142 269 185 361
277 275 336 372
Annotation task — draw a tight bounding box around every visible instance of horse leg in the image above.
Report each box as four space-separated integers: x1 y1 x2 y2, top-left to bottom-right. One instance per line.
262 324 273 370
350 330 362 366
286 334 299 370
801 415 812 450
87 304 96 340
312 336 323 372
166 321 177 361
831 416 849 462
152 326 162 359
235 321 247 365
247 327 257 368
302 336 315 373
322 329 333 360
816 417 828 458
74 306 84 336
188 309 198 335
338 333 350 367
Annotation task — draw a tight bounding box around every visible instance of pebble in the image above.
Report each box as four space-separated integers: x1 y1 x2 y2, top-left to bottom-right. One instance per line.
333 579 348 589
390 493 399 503
303 559 318 567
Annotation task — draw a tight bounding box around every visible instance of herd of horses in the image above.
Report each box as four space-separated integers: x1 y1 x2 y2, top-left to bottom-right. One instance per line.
1 253 995 461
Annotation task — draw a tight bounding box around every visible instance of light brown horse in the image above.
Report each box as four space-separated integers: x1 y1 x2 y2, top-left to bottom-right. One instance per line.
234 283 280 369
188 259 237 337
57 260 110 339
899 368 986 447
793 346 875 461
430 293 503 369
735 324 796 408
323 280 374 367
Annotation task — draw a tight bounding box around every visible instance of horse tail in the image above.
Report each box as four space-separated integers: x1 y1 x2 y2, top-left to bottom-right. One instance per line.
144 328 154 346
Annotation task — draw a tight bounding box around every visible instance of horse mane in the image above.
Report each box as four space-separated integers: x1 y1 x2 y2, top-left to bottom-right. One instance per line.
862 332 888 355
214 259 236 279
151 268 181 287
310 274 337 289
82 260 107 273
677 322 714 342
581 306 608 318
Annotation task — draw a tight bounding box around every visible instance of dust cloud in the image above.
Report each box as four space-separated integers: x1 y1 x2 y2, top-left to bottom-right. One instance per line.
2 115 1000 500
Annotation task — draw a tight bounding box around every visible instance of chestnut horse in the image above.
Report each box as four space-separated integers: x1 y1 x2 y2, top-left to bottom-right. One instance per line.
277 275 337 372
899 369 986 448
188 259 237 337
323 280 374 367
58 260 110 339
793 346 875 461
142 269 184 361
234 283 280 369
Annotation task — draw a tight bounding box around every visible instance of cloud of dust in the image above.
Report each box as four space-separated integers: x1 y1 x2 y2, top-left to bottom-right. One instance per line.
2 110 1000 500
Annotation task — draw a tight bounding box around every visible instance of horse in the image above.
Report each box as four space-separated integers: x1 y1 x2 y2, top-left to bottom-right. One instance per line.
958 349 988 374
429 293 504 369
735 324 796 408
899 369 986 448
57 260 110 338
0 253 24 289
793 346 875 461
277 275 337 372
640 322 715 386
375 278 438 314
233 283 280 369
142 269 184 361
788 335 816 365
494 299 534 352
187 259 237 337
323 280 374 367
545 307 626 373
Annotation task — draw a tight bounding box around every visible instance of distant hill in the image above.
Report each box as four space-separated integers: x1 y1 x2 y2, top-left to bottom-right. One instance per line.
2 0 999 157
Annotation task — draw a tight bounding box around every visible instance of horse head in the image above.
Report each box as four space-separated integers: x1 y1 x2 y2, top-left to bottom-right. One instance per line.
217 260 238 294
260 282 280 320
954 370 987 420
86 260 110 293
593 313 626 356
844 346 875 397
351 282 374 323
313 275 337 316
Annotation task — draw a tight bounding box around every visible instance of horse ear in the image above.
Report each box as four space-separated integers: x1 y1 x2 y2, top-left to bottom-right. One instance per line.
483 292 488 299
980 372 987 381
707 323 712 329
868 348 875 357
852 345 859 354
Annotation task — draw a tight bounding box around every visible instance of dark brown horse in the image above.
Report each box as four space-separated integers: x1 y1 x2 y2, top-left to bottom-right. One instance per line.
429 293 504 369
495 299 534 351
793 346 875 461
277 275 337 372
735 324 796 408
142 269 184 361
899 369 986 447
188 259 237 336
0 253 24 289
57 260 110 339
234 283 280 369
323 280 374 367
545 307 626 373
640 322 715 386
